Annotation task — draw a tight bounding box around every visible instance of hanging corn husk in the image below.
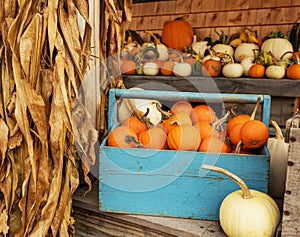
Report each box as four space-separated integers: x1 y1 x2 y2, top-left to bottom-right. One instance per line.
268 120 289 198
0 0 99 236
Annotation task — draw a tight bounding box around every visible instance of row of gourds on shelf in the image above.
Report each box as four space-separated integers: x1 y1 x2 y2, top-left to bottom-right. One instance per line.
121 17 300 80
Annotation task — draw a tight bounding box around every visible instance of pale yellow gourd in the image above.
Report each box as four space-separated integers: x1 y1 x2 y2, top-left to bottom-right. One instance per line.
267 120 289 197
201 164 281 237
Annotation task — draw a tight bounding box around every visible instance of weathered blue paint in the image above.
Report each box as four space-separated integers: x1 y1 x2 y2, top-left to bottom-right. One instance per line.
99 89 271 220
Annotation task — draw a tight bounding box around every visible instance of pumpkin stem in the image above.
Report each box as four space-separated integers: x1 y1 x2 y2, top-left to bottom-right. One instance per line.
280 51 294 61
270 120 284 140
229 104 238 117
155 102 173 119
125 135 144 148
144 30 162 45
201 164 252 199
213 111 231 131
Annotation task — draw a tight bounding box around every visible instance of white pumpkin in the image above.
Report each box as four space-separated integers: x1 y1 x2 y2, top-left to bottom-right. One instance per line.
143 62 159 76
117 88 162 125
240 58 254 77
261 38 293 61
268 120 289 197
222 62 244 78
173 61 192 77
265 65 286 79
202 164 281 237
191 35 210 58
144 30 169 61
234 43 260 62
212 43 234 57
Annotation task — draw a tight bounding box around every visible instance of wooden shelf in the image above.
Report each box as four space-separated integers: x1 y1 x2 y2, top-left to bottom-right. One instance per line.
122 75 300 98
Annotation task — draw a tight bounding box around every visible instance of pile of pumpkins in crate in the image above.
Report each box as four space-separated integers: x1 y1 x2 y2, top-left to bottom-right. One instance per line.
108 91 268 155
121 17 300 80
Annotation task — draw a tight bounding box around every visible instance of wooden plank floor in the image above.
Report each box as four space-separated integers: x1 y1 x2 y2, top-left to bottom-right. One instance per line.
72 180 227 236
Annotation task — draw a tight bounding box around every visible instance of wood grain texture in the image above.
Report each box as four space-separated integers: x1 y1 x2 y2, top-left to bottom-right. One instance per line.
281 117 300 237
130 0 300 39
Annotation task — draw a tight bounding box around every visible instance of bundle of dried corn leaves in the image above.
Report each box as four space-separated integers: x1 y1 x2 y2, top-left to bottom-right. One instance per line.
0 0 98 236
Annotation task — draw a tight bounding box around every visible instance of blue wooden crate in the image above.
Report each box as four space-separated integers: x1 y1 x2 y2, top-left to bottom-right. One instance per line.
99 89 271 220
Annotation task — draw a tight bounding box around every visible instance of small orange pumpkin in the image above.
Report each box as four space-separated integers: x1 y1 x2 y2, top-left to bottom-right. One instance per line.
226 114 250 134
167 125 201 151
138 127 167 149
122 116 148 135
194 121 220 141
240 120 269 149
190 104 217 124
107 126 139 148
162 18 194 52
121 60 136 75
162 112 192 133
160 61 175 76
248 64 265 78
228 123 244 145
170 101 193 116
199 137 231 153
201 59 222 77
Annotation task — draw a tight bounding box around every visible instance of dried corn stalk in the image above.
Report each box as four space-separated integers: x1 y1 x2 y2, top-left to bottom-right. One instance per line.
98 0 132 140
0 0 97 236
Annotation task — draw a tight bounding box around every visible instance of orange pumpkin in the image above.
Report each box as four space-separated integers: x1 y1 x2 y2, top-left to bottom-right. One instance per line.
170 101 193 116
160 61 175 76
167 125 201 151
228 123 244 145
122 116 148 135
138 127 167 149
226 114 250 134
121 60 136 75
194 121 220 141
248 64 265 78
287 64 300 79
190 104 217 124
199 137 231 153
162 112 192 133
107 126 139 148
240 120 269 149
162 19 194 52
201 59 222 77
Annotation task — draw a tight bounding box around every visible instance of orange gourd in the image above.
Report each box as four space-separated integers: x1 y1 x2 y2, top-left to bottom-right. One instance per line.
228 123 244 145
138 127 167 149
226 114 250 134
190 104 217 124
240 120 269 149
287 53 300 79
121 60 136 75
248 64 265 78
122 116 148 135
170 101 193 116
162 112 192 133
107 126 140 148
167 125 201 151
160 61 175 76
201 59 222 77
199 137 231 153
162 18 194 52
194 121 220 141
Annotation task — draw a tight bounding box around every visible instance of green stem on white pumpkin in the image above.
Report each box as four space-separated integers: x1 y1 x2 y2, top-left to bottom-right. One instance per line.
201 164 252 199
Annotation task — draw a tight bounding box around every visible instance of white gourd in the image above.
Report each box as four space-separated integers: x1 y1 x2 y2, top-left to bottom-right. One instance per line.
143 62 159 76
212 43 234 57
191 35 210 58
117 88 162 125
267 120 289 197
202 164 281 237
265 65 286 79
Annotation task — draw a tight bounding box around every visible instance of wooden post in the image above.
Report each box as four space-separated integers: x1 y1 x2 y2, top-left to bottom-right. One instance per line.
281 114 300 236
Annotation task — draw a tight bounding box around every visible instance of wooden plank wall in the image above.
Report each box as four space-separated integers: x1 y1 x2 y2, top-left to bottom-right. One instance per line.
129 0 300 41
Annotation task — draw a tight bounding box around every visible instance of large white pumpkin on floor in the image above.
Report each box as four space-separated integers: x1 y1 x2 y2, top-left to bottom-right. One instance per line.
202 164 281 237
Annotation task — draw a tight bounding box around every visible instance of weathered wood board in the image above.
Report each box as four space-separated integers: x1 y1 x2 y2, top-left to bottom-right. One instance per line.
281 115 300 237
